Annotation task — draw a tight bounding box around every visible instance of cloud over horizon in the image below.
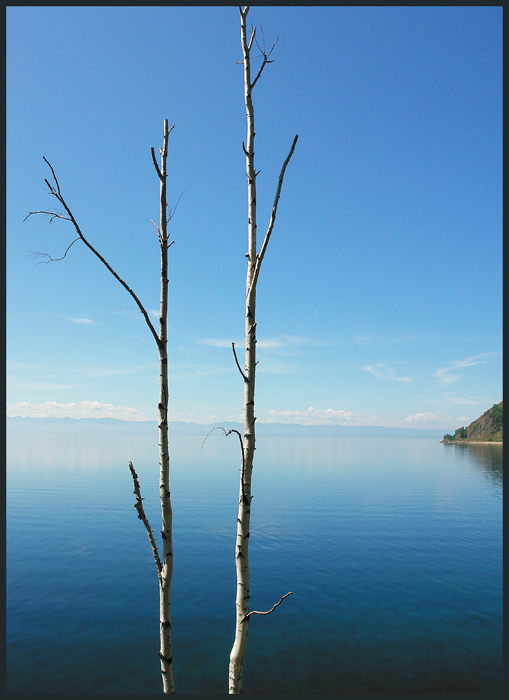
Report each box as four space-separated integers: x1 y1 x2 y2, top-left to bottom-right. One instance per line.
7 400 153 421
405 412 442 424
268 406 383 426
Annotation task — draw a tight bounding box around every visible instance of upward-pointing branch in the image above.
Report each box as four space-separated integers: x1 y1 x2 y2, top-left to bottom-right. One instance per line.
129 461 163 584
247 133 298 298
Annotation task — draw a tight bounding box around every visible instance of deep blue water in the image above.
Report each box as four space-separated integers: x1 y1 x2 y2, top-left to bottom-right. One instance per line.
6 427 503 693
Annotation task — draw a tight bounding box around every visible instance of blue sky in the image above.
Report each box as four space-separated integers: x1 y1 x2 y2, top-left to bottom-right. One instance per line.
7 6 502 430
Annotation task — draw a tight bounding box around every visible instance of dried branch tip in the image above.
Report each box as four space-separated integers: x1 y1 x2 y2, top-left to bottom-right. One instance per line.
242 592 293 622
232 342 249 382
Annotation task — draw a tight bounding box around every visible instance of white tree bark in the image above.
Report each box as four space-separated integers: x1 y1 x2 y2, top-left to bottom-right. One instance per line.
26 119 176 694
154 119 175 694
229 7 297 694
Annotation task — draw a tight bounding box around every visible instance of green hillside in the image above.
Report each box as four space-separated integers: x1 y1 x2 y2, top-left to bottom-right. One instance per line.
443 401 503 443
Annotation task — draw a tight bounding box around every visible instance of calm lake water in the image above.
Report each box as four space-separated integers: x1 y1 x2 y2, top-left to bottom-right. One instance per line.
6 427 503 694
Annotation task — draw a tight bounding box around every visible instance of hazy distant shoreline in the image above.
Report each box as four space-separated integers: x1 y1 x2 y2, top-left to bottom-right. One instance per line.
6 416 445 439
442 439 502 445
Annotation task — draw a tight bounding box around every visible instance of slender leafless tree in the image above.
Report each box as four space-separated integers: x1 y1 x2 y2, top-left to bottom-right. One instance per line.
228 6 298 693
25 120 176 693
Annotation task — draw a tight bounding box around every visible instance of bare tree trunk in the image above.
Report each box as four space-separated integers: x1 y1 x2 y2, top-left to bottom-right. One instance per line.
26 119 176 694
154 119 175 694
229 7 298 694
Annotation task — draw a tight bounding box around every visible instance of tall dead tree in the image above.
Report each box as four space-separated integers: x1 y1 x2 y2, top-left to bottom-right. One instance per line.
25 120 176 694
229 6 298 694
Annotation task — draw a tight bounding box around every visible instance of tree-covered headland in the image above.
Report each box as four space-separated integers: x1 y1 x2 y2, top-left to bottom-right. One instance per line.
443 401 503 443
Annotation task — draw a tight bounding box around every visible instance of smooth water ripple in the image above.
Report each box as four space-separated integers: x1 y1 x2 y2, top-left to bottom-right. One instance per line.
6 429 502 693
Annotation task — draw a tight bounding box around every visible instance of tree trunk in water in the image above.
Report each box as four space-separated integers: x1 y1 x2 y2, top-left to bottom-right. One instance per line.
228 9 257 693
229 8 298 694
156 119 175 694
26 119 177 693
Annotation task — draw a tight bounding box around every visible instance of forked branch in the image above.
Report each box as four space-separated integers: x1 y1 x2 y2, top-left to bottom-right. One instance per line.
239 6 279 92
251 34 279 91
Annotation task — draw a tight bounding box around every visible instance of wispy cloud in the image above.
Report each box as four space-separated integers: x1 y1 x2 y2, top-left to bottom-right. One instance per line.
7 381 77 391
258 359 300 374
442 393 486 405
168 364 232 380
198 338 285 349
256 340 284 349
197 333 424 353
69 318 92 324
405 412 442 424
268 406 383 426
6 400 153 421
363 363 411 382
434 352 500 385
164 411 245 425
7 361 154 381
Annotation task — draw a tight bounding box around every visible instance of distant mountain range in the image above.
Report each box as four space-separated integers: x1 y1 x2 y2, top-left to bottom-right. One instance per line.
442 401 503 443
6 415 444 438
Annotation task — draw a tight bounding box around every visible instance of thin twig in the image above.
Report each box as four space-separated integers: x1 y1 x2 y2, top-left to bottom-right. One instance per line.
241 592 293 622
167 189 186 223
250 36 279 91
232 341 249 382
129 461 163 584
202 426 247 503
27 236 81 265
23 209 70 224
